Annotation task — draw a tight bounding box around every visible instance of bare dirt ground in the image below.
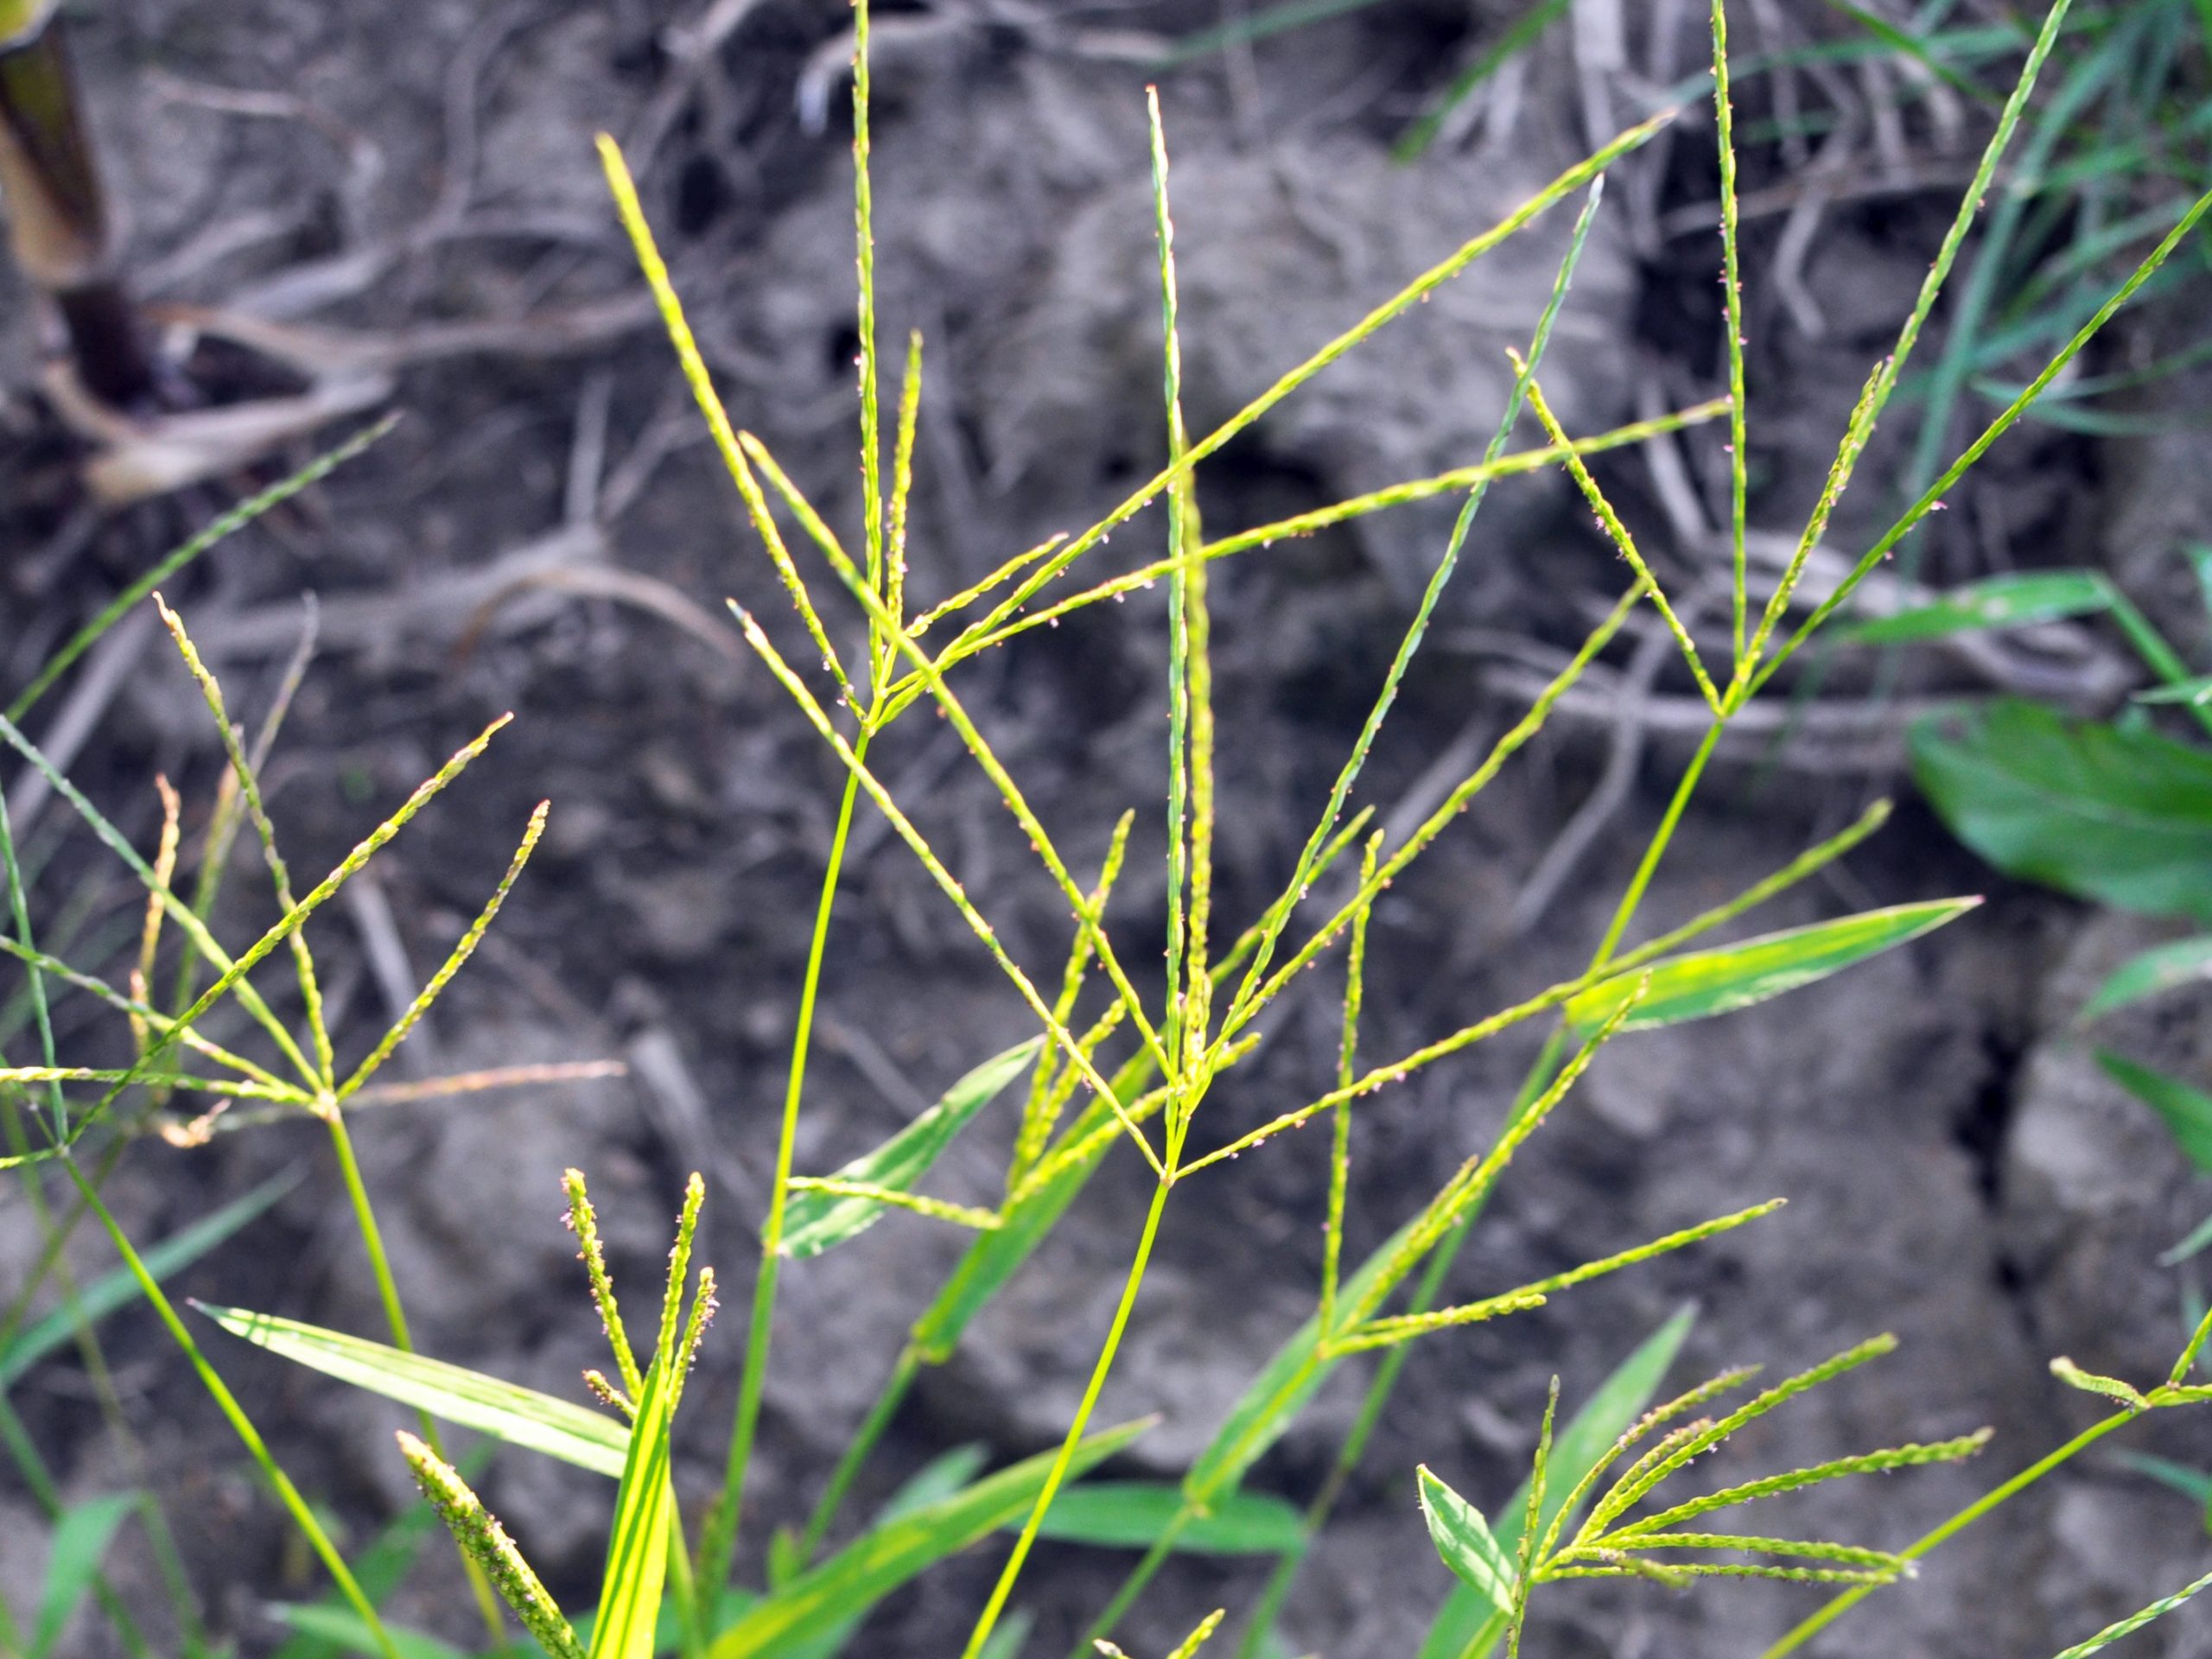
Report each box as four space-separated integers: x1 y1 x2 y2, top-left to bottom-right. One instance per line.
5 3 2211 1656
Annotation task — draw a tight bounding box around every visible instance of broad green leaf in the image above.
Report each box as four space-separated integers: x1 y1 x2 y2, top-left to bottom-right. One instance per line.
779 1039 1039 1258
2081 936 2212 1021
1912 699 2212 921
30 1494 131 1659
1418 1306 1694 1659
589 1357 673 1659
1840 570 2110 643
2134 676 2212 707
1026 1483 1303 1555
2 1171 296 1388
197 1303 629 1476
2096 1052 2212 1173
708 1418 1151 1659
1564 902 1976 1039
1416 1469 1513 1613
912 1049 1154 1362
269 1606 464 1659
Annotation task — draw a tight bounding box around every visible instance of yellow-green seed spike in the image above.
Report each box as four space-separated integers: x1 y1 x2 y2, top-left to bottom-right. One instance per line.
1319 832 1382 1340
1710 0 1749 667
563 1167 643 1399
852 0 884 609
154 594 338 1090
595 133 855 706
338 802 550 1102
729 601 1164 1178
1013 813 1134 1191
1514 366 1720 715
886 327 924 657
1166 1608 1226 1659
397 1432 582 1659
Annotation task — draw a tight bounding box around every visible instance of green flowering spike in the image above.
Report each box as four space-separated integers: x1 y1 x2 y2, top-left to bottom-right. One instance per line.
396 1431 582 1659
563 1167 642 1399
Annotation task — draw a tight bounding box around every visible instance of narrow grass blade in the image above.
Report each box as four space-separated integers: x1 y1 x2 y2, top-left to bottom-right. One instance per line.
1183 1214 1421 1505
1563 900 1977 1039
708 1420 1151 1659
1838 570 2111 643
780 1039 1037 1257
913 1056 1166 1362
588 1352 674 1659
1 1170 295 1388
29 1493 131 1659
195 1304 630 1476
1026 1484 1302 1555
1417 1468 1515 1614
2097 1052 2212 1172
266 1609 463 1659
2082 936 2212 1020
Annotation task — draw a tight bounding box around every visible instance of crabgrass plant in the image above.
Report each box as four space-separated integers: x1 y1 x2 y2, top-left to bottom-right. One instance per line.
7 0 2212 1654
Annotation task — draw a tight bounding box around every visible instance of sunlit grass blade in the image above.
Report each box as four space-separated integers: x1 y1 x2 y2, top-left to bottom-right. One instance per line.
590 1175 706 1659
1026 1484 1302 1554
195 1304 632 1477
1563 899 1977 1039
780 1039 1037 1256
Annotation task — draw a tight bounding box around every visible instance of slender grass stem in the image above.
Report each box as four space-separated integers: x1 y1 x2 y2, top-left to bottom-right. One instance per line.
66 1155 399 1659
322 1102 508 1643
963 1177 1173 1659
700 741 870 1596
